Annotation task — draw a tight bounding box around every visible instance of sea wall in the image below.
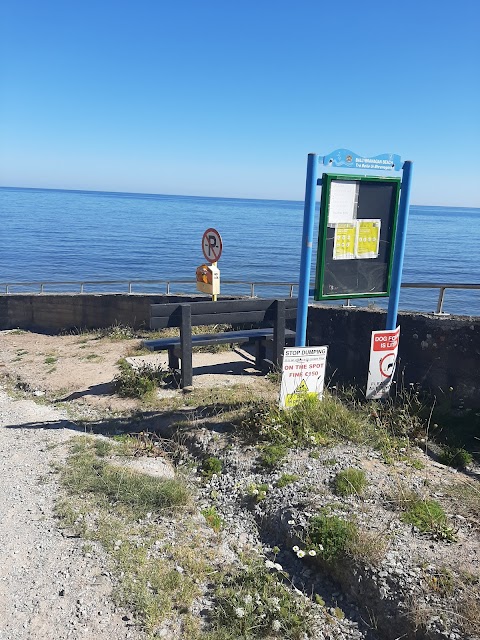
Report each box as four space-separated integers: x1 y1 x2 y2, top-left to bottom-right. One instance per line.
1 294 479 406
305 304 480 408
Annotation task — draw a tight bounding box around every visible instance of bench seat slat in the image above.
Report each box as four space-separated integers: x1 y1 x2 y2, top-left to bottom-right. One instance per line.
143 328 295 352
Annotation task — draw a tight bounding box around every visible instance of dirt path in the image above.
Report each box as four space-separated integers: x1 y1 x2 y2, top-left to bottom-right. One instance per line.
0 388 143 640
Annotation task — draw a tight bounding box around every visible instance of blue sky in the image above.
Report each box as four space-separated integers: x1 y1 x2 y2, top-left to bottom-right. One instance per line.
1 0 479 206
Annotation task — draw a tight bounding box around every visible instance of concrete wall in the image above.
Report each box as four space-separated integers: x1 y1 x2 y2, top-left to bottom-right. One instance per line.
0 293 207 333
1 294 479 406
306 304 480 408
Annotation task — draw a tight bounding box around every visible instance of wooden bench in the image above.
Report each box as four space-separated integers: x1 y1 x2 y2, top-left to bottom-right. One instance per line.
142 298 297 388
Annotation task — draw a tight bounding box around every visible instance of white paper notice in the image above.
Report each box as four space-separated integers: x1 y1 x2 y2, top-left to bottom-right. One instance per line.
328 181 358 225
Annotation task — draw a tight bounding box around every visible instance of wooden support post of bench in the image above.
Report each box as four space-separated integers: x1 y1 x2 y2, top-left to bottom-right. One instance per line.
180 304 193 388
272 299 286 368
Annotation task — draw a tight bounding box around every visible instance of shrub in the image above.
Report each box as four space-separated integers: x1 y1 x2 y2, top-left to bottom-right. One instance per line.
113 359 166 398
202 457 223 480
439 446 472 469
306 514 357 562
201 506 223 532
275 473 299 488
259 443 288 468
210 555 312 639
333 468 367 497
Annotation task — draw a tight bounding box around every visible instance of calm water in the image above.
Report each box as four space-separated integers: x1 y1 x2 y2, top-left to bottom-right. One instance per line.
1 187 479 316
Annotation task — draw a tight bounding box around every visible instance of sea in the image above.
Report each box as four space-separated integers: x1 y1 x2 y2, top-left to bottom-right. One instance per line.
1 186 479 317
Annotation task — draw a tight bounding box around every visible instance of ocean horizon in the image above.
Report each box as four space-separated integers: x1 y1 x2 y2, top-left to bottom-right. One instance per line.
1 186 479 316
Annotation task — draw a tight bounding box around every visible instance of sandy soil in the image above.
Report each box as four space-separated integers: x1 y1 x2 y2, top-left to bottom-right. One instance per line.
0 330 270 416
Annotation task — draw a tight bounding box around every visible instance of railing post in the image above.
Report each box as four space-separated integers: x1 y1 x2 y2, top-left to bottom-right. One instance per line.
166 282 170 294
80 283 84 293
6 284 9 294
289 284 294 298
128 282 132 293
40 283 44 293
250 283 255 298
435 287 447 315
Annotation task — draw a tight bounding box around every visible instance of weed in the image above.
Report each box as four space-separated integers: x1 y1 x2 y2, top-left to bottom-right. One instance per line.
96 323 137 340
83 353 101 361
347 528 389 566
276 473 299 488
306 514 357 562
113 359 166 399
323 458 337 466
259 443 288 468
44 355 57 365
426 567 455 597
61 442 190 518
396 492 456 541
202 456 222 480
201 506 223 532
246 482 269 501
208 554 313 639
241 394 376 449
333 468 367 497
94 438 114 457
443 479 480 527
438 446 472 469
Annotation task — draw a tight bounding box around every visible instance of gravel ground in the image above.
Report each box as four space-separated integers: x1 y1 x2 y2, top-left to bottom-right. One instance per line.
0 388 143 640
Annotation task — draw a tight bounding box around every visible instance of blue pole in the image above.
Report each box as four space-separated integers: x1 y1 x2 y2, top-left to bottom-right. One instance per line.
295 153 318 346
386 161 413 330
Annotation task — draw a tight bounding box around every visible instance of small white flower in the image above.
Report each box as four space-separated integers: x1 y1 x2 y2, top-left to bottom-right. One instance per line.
272 619 281 632
287 520 295 525
317 544 324 551
308 549 316 556
292 545 300 552
243 594 253 605
274 563 283 571
297 550 306 558
265 560 275 569
235 607 245 618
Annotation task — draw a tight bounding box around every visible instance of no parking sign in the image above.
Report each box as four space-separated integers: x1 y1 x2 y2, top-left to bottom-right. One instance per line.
366 327 400 400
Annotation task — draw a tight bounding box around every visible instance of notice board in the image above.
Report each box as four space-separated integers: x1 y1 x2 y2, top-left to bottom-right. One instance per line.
314 174 401 300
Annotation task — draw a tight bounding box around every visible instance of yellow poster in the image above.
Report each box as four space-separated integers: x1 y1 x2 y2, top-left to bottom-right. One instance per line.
355 220 381 259
333 223 356 260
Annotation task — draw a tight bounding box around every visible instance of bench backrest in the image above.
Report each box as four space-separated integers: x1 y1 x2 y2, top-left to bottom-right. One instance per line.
150 298 297 330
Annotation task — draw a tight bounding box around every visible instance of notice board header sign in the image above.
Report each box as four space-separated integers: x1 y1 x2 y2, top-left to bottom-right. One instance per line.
315 174 401 301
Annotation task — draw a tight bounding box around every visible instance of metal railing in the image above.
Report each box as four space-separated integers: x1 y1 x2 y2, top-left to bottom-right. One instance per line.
0 279 298 298
0 279 479 315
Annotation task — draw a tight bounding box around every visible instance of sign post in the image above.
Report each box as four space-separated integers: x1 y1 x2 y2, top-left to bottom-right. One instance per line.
198 228 222 301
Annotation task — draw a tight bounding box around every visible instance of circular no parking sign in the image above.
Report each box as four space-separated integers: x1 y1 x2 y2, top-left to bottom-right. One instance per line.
202 228 223 262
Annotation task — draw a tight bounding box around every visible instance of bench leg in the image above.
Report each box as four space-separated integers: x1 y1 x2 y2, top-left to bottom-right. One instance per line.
255 339 266 370
180 304 193 388
168 347 179 371
273 299 286 369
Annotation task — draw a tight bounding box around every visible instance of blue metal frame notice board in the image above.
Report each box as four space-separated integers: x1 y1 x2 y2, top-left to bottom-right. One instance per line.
295 149 413 347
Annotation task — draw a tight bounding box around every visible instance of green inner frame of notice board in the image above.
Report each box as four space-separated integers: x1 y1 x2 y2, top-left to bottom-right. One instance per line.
315 174 401 301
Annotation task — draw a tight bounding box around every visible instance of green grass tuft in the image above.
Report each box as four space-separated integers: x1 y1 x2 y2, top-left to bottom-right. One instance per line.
439 446 473 469
333 468 367 497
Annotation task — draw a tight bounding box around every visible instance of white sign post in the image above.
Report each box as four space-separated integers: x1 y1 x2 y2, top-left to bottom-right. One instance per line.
366 327 400 400
280 346 328 409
